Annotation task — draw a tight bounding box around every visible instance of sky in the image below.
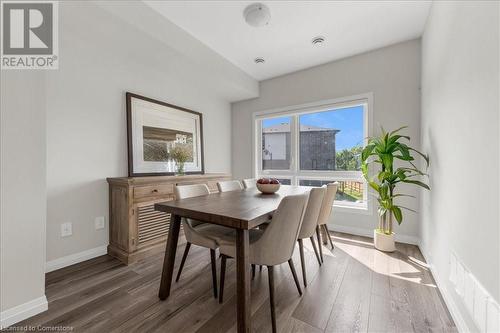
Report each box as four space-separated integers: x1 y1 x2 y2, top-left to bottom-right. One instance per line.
262 105 364 151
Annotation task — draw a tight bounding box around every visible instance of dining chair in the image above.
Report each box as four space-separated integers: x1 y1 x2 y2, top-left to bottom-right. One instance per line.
217 180 243 192
242 178 257 189
174 184 233 298
316 183 338 261
218 193 309 333
296 187 326 287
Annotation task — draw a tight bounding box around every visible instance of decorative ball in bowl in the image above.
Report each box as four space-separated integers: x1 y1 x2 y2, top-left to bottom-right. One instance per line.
256 178 280 194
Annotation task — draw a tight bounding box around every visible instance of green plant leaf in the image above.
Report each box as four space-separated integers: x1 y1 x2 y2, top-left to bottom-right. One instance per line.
361 143 376 162
408 147 430 167
368 181 379 192
392 206 403 224
396 167 427 176
379 182 389 199
378 207 387 217
380 153 393 171
398 206 417 213
392 193 416 198
389 126 409 136
401 179 430 190
390 134 411 143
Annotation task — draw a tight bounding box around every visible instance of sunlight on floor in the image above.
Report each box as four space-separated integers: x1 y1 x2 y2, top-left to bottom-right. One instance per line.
327 233 438 288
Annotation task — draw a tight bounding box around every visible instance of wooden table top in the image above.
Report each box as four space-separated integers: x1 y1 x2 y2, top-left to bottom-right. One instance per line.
154 185 310 229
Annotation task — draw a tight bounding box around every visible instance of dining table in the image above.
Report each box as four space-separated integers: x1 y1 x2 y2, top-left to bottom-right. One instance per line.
154 185 310 333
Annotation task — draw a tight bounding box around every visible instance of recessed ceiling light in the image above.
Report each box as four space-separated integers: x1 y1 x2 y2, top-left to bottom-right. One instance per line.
244 3 271 27
312 36 326 46
254 57 265 64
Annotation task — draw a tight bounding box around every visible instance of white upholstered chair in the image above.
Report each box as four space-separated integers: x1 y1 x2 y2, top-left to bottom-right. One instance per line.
296 187 326 286
174 184 233 298
316 183 338 258
218 193 309 333
242 178 257 189
217 180 243 192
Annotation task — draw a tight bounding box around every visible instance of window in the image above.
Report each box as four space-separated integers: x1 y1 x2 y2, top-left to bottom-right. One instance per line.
298 179 365 207
262 116 291 170
299 107 363 171
255 99 369 210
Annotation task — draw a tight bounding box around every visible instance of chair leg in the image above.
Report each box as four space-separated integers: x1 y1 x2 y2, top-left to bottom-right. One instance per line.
288 258 302 296
323 224 334 249
298 239 307 287
316 226 323 263
251 264 256 280
219 254 227 304
321 225 328 246
210 249 218 299
175 242 191 282
310 236 322 266
267 265 277 333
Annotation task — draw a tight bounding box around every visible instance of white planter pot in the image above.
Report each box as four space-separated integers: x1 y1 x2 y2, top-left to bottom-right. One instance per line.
373 229 396 252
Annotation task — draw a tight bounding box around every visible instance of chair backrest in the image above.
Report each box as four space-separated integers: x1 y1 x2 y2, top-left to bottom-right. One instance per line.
317 182 338 226
298 187 326 239
217 180 243 192
175 184 210 199
242 178 257 189
175 184 210 229
252 193 309 266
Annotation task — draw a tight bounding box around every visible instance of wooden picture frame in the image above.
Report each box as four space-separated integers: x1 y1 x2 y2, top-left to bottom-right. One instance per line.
126 92 205 177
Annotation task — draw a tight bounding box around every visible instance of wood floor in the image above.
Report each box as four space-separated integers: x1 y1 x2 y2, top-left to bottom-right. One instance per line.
14 232 456 333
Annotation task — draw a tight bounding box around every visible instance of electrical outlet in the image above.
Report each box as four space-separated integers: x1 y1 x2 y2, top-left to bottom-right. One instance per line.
95 216 105 230
61 222 72 237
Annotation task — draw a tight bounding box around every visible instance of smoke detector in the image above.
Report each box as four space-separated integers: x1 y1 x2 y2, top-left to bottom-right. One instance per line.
244 3 271 27
254 57 265 64
312 36 326 46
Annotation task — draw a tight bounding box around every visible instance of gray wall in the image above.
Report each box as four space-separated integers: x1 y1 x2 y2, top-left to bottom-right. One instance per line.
420 1 499 330
232 39 422 241
44 1 255 262
1 0 258 321
1 72 47 312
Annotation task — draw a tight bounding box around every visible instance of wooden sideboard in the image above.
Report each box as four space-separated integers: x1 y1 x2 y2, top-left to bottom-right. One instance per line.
106 173 231 264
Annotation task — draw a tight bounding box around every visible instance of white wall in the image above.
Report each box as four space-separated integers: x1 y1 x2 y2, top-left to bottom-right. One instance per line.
1 0 258 325
1 72 48 325
232 39 422 241
44 1 256 263
420 1 499 331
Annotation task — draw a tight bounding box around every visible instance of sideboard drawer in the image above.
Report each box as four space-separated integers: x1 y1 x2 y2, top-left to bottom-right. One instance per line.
134 184 174 199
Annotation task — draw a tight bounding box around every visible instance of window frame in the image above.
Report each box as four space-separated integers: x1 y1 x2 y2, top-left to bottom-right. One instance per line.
252 93 373 214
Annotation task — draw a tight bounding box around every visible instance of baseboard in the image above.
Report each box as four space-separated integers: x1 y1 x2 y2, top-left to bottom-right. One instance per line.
418 245 470 333
329 224 420 245
45 245 108 273
0 295 48 329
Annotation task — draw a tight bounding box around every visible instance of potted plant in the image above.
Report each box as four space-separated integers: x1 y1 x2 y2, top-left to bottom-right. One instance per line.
170 144 192 175
361 126 429 252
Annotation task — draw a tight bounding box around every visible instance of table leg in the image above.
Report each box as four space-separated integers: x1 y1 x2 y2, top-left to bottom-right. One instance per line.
236 229 250 333
158 214 181 300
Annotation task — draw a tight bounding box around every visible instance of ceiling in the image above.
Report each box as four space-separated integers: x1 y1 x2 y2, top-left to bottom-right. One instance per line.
144 1 431 81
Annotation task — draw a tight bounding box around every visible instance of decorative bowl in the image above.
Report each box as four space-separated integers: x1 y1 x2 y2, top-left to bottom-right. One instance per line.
256 183 280 194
